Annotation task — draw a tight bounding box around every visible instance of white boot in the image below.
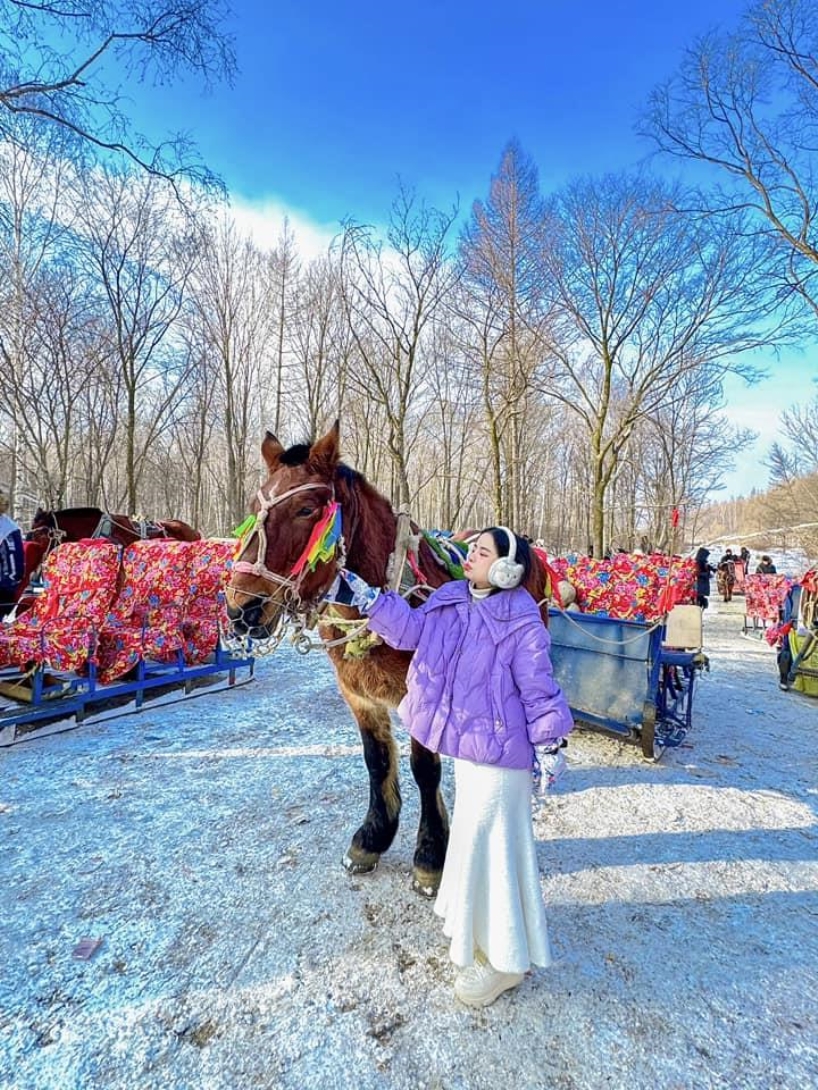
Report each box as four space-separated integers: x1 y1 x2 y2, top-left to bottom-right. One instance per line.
454 958 524 1007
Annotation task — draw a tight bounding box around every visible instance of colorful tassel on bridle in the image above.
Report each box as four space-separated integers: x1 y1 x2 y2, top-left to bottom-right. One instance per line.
290 502 343 577
232 514 257 542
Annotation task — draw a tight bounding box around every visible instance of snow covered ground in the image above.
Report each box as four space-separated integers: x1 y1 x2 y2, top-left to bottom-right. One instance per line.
1 599 817 1090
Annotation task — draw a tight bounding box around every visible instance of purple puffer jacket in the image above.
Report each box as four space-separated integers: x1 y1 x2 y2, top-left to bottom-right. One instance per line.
366 580 573 769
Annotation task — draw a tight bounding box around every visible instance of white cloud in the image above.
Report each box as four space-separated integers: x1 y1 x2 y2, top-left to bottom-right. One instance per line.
227 193 340 263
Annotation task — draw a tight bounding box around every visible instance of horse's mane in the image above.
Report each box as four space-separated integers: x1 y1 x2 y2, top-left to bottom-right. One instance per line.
275 440 399 587
334 465 397 587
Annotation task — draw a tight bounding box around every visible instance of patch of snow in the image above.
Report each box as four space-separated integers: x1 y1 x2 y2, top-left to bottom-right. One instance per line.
1 603 817 1089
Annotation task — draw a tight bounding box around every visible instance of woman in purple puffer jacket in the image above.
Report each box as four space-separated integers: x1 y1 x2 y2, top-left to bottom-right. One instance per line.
335 527 573 1008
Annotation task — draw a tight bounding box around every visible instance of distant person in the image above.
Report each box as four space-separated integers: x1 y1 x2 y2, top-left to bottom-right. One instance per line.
695 546 716 609
776 584 801 690
756 555 777 575
0 488 24 617
740 546 751 569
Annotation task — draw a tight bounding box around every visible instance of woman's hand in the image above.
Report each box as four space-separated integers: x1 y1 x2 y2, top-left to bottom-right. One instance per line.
534 742 568 793
324 569 381 613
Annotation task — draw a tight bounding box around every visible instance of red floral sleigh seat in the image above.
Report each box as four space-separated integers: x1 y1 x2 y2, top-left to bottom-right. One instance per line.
0 540 121 672
743 573 792 624
182 539 236 664
96 540 194 684
550 553 697 622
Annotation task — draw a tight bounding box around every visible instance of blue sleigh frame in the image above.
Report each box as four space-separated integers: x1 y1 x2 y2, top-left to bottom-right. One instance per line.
547 609 702 759
0 643 254 747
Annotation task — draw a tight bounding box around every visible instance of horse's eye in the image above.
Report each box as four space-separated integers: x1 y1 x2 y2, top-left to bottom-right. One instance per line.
296 507 314 518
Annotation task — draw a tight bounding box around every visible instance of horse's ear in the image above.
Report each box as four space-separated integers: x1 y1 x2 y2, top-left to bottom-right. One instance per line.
261 431 285 469
309 420 340 474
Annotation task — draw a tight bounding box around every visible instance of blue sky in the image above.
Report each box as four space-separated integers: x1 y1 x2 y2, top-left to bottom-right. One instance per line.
126 0 812 499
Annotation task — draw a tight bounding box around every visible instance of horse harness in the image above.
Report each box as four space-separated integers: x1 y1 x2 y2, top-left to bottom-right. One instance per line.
91 513 165 542
231 481 341 597
228 484 432 657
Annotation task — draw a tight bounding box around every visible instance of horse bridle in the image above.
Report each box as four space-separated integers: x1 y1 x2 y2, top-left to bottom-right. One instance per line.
231 481 345 609
28 514 66 565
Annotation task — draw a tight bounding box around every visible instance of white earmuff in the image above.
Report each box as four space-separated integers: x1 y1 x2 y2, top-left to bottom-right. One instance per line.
488 527 525 589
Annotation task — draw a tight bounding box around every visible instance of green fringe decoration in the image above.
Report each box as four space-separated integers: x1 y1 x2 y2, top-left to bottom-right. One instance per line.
422 532 466 579
232 513 257 539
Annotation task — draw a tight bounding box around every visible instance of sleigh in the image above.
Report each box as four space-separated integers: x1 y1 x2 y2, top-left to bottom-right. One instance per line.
742 573 792 637
779 570 818 696
547 605 705 759
546 554 705 759
0 538 254 747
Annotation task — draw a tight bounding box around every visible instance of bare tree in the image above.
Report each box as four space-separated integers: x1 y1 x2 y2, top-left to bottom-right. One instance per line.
186 214 276 526
157 340 220 531
457 140 552 526
268 220 300 435
643 0 818 319
288 254 353 438
0 118 76 511
0 0 235 190
338 185 459 508
77 165 199 511
761 391 818 553
769 393 818 482
9 268 111 507
540 173 788 557
632 370 756 550
416 321 484 530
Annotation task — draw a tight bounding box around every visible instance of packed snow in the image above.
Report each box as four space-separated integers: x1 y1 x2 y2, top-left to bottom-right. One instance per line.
1 594 817 1090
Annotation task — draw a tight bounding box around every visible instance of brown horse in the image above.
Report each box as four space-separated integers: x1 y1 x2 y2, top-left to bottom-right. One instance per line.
224 422 551 896
25 507 201 574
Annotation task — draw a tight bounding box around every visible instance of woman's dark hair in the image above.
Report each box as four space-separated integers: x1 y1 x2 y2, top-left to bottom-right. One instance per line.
481 526 533 583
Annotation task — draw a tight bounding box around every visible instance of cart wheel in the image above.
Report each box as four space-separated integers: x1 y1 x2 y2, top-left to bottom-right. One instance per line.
640 701 656 760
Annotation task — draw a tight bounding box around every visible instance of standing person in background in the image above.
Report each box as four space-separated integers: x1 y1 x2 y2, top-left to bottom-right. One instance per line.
756 555 777 574
0 488 24 617
695 546 715 609
328 527 573 1008
740 546 751 570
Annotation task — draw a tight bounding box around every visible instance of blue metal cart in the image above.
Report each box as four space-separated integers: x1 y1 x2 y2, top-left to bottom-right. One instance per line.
547 608 705 759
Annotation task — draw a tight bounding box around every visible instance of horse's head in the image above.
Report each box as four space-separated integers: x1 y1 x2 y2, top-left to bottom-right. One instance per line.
226 423 345 638
26 508 58 543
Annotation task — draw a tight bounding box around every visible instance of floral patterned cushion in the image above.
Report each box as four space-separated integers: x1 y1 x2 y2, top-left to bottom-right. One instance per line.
743 574 792 623
0 541 121 671
182 539 236 664
96 540 194 683
549 553 697 622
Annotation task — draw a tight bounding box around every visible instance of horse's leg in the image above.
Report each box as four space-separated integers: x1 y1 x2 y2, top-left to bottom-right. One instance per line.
341 690 401 875
409 738 449 897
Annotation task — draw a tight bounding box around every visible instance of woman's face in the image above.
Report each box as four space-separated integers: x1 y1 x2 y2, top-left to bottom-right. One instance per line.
464 532 499 590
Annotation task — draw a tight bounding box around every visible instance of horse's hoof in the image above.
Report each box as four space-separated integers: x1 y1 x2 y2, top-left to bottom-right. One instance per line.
343 850 379 875
411 870 441 899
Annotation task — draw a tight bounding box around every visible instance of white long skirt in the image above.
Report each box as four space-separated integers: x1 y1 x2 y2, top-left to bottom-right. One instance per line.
433 758 552 974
